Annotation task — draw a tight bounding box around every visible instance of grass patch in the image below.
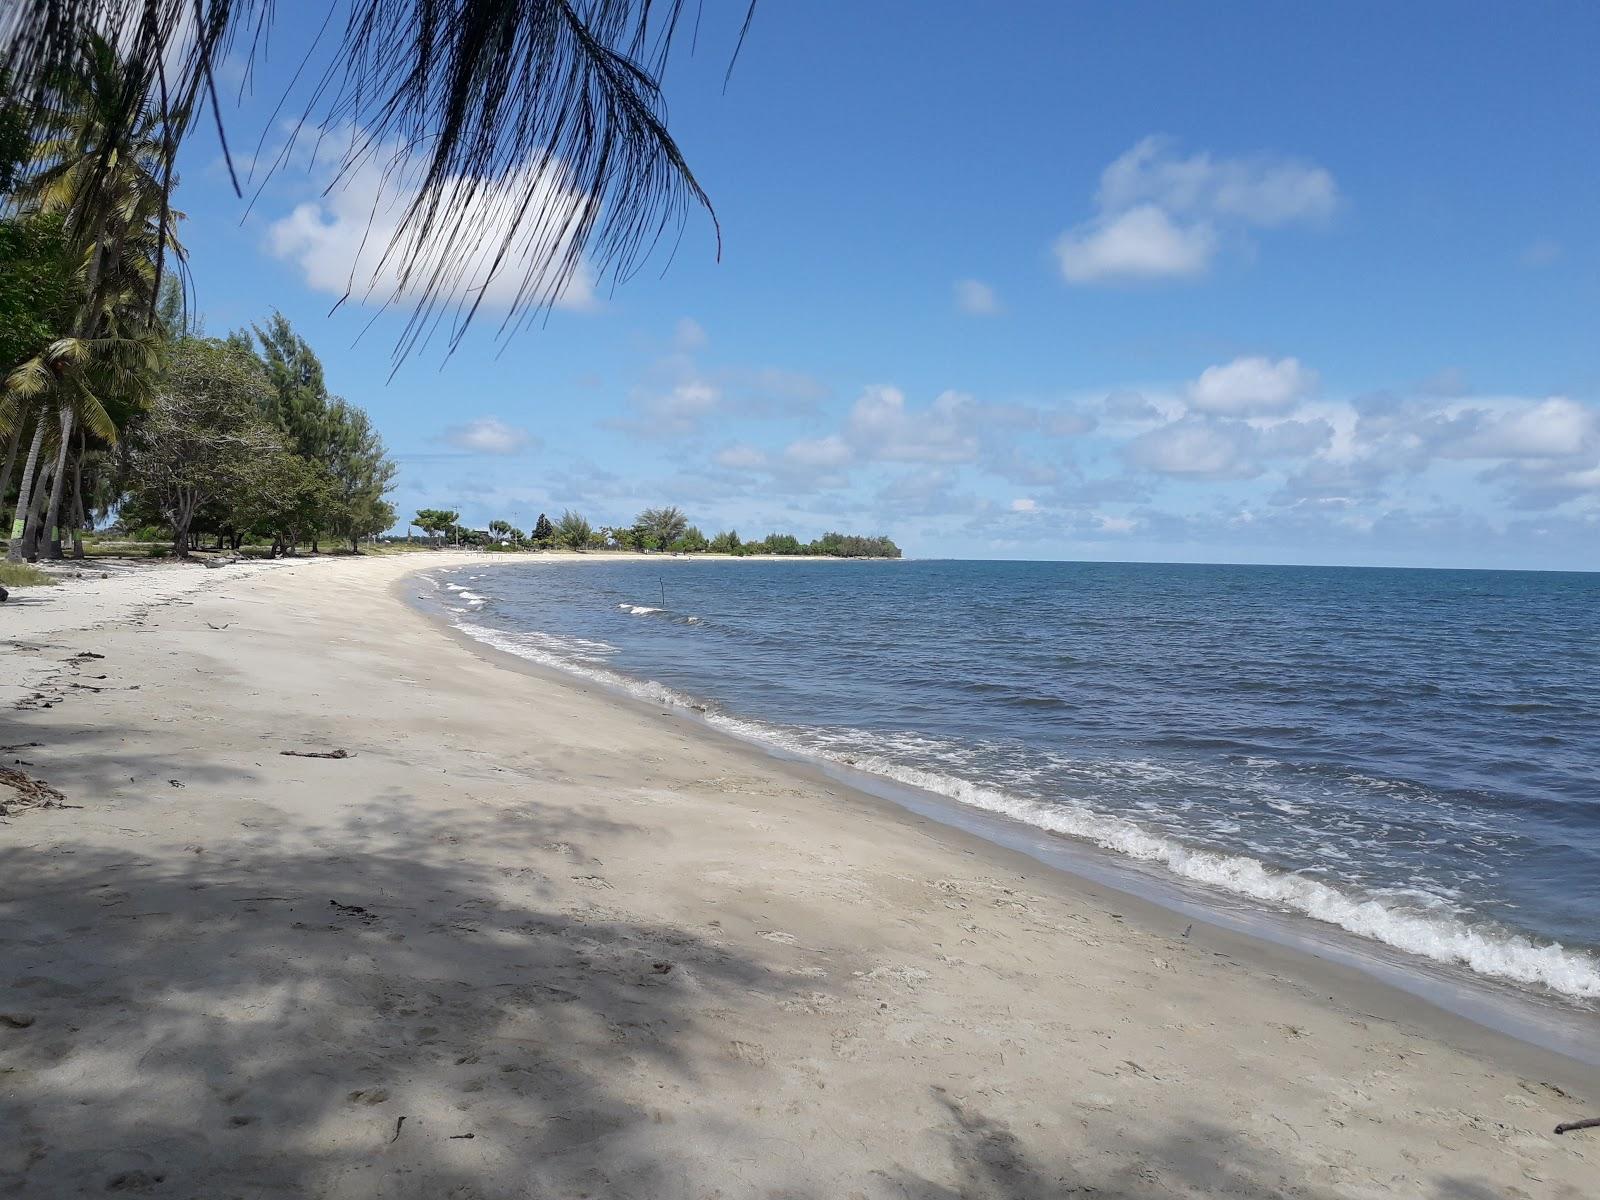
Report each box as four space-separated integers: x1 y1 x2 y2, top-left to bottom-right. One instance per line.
0 562 58 587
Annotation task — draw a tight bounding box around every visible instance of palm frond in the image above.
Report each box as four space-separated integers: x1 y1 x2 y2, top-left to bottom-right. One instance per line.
3 1 757 360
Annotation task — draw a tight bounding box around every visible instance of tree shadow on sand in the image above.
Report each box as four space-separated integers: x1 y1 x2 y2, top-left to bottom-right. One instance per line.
2 741 1589 1199
0 798 811 1198
873 1084 1589 1200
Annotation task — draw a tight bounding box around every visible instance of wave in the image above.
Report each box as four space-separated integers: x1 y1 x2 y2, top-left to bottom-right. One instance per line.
448 616 1600 1002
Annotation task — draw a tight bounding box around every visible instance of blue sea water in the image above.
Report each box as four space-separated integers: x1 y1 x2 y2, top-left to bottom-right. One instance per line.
424 558 1600 1003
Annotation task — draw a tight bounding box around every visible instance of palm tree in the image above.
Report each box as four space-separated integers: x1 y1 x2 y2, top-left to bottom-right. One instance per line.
3 33 179 561
2 2 754 359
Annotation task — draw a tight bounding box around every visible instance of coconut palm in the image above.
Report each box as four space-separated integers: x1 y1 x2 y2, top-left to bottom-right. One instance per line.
2 2 754 358
3 33 180 560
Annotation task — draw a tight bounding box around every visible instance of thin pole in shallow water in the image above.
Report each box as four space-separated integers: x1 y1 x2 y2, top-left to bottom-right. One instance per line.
660 577 667 608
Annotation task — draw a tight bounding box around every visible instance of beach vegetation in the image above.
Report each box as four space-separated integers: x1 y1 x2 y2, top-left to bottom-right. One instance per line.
119 340 286 557
413 509 461 547
556 509 593 550
1 36 401 563
633 505 689 551
671 525 709 553
0 561 56 587
2 33 180 563
532 512 556 547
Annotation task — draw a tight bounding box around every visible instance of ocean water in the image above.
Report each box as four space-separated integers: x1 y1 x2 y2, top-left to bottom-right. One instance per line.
422 559 1600 1004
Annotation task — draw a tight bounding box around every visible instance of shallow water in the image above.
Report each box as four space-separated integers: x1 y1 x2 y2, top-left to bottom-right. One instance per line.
423 558 1600 1004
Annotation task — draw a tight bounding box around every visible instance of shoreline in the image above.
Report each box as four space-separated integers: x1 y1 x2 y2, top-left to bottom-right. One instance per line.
408 560 1600 1067
3 553 1594 1197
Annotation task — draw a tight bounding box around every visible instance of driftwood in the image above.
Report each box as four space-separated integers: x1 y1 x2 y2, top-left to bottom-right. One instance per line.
0 766 67 814
280 748 352 760
1555 1117 1600 1135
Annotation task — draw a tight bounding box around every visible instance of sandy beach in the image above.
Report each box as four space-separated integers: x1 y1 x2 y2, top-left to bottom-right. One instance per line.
1 552 1594 1199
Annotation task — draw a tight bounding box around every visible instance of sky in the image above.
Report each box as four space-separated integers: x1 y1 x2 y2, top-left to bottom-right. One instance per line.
173 1 1600 568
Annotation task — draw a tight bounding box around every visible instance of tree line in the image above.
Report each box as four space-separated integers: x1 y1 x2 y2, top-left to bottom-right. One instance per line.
0 36 397 562
410 503 901 559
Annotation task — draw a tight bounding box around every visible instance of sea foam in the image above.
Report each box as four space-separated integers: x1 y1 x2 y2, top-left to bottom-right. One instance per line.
447 613 1600 1002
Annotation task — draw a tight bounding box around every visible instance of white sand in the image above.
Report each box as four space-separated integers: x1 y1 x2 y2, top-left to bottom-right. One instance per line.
1 552 1593 1197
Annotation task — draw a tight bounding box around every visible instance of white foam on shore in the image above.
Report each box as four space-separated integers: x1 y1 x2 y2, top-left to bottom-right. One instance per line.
448 614 1600 1002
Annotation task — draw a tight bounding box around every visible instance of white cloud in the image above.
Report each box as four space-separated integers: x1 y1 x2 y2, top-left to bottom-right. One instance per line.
1056 205 1216 283
783 435 854 470
1188 356 1317 416
1127 419 1254 478
1127 415 1332 480
1443 397 1598 461
673 317 708 350
268 139 597 313
954 279 1002 315
1010 497 1038 513
439 417 536 455
1055 136 1338 284
714 443 769 470
846 387 982 464
1098 136 1338 226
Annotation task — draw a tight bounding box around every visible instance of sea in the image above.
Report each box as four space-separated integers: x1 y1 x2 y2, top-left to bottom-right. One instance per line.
418 558 1600 1010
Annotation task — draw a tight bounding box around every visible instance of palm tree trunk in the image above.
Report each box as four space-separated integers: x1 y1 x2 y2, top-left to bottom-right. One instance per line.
69 432 87 558
44 407 75 559
22 463 52 561
5 414 47 562
0 421 23 523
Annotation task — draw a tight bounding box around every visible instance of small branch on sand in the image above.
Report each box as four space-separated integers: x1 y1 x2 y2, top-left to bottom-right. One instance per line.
280 749 352 760
1555 1117 1600 1135
389 1116 406 1143
0 766 67 814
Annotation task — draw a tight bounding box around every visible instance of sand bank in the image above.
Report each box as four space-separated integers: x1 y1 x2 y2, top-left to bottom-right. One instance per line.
1 552 1593 1197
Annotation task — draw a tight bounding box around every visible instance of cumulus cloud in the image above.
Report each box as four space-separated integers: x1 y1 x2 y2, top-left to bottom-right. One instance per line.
783 435 854 471
1126 416 1332 480
1188 356 1317 416
1056 205 1215 283
846 387 983 464
1442 397 1597 461
1103 389 1163 422
1055 136 1338 284
714 443 769 470
613 346 826 439
1097 136 1339 225
954 279 1002 315
268 139 597 313
438 417 536 455
771 387 1095 480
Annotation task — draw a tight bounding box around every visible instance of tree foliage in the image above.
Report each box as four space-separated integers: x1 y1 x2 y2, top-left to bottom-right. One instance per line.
632 504 687 549
414 508 461 543
120 339 284 554
555 508 592 550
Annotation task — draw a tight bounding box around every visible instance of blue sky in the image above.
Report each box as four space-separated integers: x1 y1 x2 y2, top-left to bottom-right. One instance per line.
176 1 1599 567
